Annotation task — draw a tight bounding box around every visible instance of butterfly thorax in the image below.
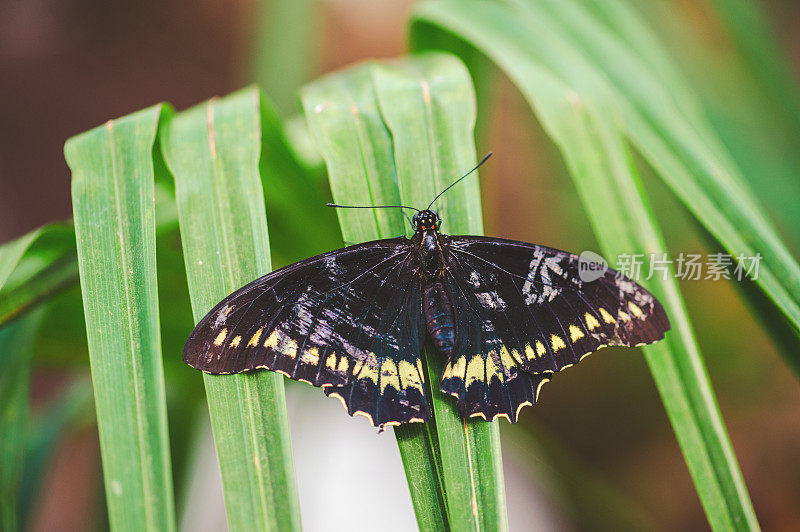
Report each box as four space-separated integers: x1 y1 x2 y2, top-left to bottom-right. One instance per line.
412 210 456 356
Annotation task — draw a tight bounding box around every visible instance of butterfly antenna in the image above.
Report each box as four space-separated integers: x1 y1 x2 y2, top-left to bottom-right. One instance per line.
427 152 492 211
326 203 421 213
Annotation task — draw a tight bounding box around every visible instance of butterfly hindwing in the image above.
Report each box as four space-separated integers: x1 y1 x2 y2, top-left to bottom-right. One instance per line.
440 263 551 422
184 238 430 427
439 236 669 421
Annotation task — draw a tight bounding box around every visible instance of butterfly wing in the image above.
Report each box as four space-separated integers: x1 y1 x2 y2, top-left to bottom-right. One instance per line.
184 237 429 427
440 236 669 422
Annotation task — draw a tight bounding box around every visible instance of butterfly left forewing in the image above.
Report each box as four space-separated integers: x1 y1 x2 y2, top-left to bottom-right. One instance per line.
439 236 669 421
184 238 430 427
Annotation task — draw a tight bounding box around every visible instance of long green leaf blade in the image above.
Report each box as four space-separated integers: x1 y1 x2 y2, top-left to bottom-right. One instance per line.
66 105 176 532
553 102 758 531
161 87 301 532
371 56 506 532
411 3 758 530
302 52 507 531
0 224 77 326
0 309 44 531
417 0 800 371
580 0 800 238
706 0 800 136
301 62 447 531
524 0 800 352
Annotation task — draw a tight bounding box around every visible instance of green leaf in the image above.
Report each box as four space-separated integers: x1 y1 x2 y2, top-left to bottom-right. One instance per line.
0 309 44 532
301 61 445 531
301 52 507 532
550 99 757 532
504 426 656 531
573 0 800 364
0 179 183 333
417 0 800 369
622 0 800 250
528 0 800 352
411 2 759 530
65 105 177 531
256 97 342 267
249 0 318 115
706 0 800 138
0 224 77 327
372 57 506 532
160 87 301 532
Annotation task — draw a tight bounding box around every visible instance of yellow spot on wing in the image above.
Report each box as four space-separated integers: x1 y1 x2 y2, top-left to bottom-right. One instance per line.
485 355 504 383
301 347 319 366
264 329 280 348
351 358 363 376
511 348 524 365
465 355 485 387
325 353 336 370
618 310 631 321
551 335 566 352
451 356 467 380
628 302 644 318
416 359 425 383
336 356 348 374
599 308 615 324
585 312 601 330
213 328 228 346
229 335 241 348
263 328 297 357
524 344 536 360
569 325 584 342
380 359 401 393
536 341 546 357
398 360 423 392
283 338 298 358
535 377 550 400
247 327 263 347
499 346 516 369
442 361 453 380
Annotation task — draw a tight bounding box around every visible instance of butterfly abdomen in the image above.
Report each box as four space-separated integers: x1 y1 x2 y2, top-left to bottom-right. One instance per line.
423 280 455 356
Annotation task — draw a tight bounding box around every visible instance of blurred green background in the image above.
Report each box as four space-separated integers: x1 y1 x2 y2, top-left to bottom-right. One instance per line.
1 0 799 530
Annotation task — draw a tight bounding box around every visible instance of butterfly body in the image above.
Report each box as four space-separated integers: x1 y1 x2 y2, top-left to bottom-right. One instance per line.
412 210 457 357
184 208 670 427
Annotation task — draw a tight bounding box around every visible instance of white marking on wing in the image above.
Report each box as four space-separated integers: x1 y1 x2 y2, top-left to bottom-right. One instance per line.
476 291 506 310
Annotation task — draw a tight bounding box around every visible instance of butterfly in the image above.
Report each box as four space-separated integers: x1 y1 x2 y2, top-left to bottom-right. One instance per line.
184 154 670 428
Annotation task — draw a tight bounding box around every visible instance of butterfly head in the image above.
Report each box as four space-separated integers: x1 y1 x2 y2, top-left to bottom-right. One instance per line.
412 210 441 233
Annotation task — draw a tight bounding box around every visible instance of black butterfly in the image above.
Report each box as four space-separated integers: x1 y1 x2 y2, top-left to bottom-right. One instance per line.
184 157 670 427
